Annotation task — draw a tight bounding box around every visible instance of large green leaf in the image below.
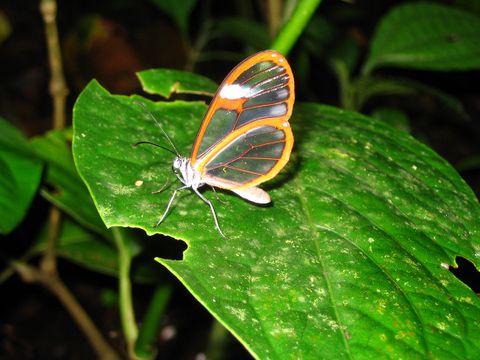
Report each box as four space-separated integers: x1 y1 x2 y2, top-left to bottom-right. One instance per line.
137 68 217 98
73 80 480 358
363 2 480 73
0 118 42 234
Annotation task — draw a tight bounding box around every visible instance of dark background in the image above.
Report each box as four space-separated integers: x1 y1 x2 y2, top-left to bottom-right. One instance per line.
1 0 479 358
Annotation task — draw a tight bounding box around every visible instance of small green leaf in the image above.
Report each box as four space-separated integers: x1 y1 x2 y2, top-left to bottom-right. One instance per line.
329 33 361 76
137 69 217 98
213 17 271 50
364 2 480 73
389 77 469 121
0 118 42 234
454 0 480 15
354 76 419 109
147 0 197 33
31 129 159 282
74 80 480 358
353 76 468 119
302 15 336 59
456 155 480 172
371 107 411 133
0 10 12 44
30 129 109 237
34 218 117 274
33 217 160 283
330 59 355 110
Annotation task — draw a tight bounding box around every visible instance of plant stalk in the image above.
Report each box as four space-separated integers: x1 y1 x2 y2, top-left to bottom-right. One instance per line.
330 59 355 110
266 0 283 38
13 261 119 360
40 0 68 130
112 227 139 358
134 286 172 359
204 319 231 360
270 0 322 55
40 201 61 274
39 0 68 275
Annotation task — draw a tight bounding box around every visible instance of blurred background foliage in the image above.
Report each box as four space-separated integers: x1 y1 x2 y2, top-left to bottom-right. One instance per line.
1 0 480 358
2 0 480 171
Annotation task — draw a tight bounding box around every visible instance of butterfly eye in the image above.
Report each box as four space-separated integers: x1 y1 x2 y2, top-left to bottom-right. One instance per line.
172 158 181 171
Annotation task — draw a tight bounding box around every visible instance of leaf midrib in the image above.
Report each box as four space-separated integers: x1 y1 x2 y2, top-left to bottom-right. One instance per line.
293 175 353 359
305 183 433 356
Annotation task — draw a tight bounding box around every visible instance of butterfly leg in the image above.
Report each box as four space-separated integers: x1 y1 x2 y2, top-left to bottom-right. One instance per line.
152 179 171 194
193 188 226 238
156 185 188 227
210 186 227 204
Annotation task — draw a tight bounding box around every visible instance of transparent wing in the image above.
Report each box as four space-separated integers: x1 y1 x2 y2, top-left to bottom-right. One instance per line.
200 124 293 190
190 50 295 165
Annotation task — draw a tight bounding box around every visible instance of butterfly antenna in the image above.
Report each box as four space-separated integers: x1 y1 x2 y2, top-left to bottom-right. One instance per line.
133 141 177 155
134 100 180 156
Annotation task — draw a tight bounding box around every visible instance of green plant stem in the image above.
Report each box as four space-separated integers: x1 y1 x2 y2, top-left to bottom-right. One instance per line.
13 261 119 360
330 59 355 110
184 19 213 72
134 286 172 359
204 319 231 360
270 0 322 55
112 227 138 358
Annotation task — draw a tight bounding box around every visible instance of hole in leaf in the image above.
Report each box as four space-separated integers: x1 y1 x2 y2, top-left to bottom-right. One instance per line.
449 256 480 293
131 233 187 282
146 233 187 261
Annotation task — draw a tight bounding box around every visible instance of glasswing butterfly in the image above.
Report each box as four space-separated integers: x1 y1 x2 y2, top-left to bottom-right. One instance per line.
148 50 295 237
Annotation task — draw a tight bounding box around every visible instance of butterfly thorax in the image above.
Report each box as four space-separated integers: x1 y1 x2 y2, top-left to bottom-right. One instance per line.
172 156 204 189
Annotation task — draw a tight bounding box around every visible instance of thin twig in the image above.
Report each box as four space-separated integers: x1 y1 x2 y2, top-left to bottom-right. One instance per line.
13 261 120 360
40 0 68 130
266 0 283 38
40 202 61 274
184 19 213 72
39 0 68 275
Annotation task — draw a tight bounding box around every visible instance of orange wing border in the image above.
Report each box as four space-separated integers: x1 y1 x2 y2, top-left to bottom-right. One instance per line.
190 50 295 165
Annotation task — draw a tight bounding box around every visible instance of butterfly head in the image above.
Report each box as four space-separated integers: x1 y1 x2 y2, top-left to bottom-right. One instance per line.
172 156 186 180
172 156 184 171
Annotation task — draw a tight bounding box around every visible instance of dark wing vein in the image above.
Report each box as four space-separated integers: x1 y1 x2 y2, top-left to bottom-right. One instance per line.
238 65 278 86
206 138 285 170
224 165 264 176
